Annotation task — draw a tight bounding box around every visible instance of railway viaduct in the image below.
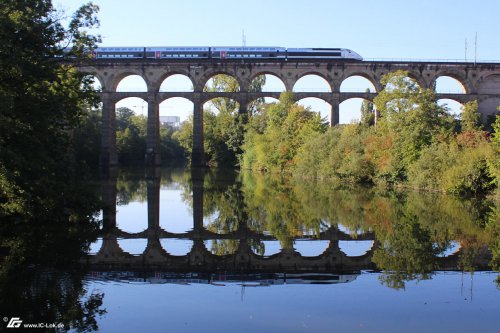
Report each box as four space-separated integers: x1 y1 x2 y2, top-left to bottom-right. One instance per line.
75 59 500 167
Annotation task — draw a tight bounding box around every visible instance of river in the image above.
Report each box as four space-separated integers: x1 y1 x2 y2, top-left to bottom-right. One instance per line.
1 167 499 332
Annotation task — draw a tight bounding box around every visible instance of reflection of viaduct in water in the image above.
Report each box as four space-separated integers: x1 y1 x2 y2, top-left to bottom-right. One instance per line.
75 59 500 167
89 169 467 273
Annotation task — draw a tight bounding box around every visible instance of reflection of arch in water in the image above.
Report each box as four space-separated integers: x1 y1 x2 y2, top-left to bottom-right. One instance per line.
339 240 375 257
160 239 193 256
117 239 148 256
293 240 330 257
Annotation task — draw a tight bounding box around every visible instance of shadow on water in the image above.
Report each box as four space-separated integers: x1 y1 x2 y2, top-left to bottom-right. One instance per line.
1 166 499 331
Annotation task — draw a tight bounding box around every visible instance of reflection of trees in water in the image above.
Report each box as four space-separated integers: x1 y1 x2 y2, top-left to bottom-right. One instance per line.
0 174 105 331
114 167 500 289
0 268 105 332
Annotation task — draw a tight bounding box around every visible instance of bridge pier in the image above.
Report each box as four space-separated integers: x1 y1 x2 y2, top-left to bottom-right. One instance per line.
100 94 118 167
146 93 161 166
330 97 340 127
192 100 205 167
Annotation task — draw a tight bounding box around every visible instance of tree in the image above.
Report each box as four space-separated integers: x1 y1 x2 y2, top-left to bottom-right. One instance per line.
242 92 326 172
360 89 375 127
373 71 455 180
461 100 482 132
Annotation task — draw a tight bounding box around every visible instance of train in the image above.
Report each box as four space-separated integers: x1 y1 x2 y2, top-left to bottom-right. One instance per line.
91 47 363 61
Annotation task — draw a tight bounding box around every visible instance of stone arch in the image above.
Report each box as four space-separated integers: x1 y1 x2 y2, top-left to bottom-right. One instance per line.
340 73 378 92
478 74 500 94
339 97 374 124
158 73 194 92
248 72 287 92
433 73 469 93
115 74 148 92
201 72 242 92
293 73 333 92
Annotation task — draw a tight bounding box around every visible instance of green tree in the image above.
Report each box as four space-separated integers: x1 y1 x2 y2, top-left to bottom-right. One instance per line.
373 71 455 180
461 100 482 132
360 90 375 127
0 0 101 216
242 92 326 172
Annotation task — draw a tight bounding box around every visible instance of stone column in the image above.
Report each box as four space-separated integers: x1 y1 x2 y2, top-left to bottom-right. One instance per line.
191 168 205 234
100 93 118 166
192 99 204 167
147 168 161 234
101 168 117 233
330 94 340 127
146 93 161 165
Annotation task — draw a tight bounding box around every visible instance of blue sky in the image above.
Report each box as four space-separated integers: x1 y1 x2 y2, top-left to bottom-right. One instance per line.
56 0 500 122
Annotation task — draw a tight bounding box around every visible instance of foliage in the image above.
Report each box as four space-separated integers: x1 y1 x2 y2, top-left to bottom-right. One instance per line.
0 0 102 217
373 71 456 180
176 74 265 167
242 92 327 172
360 89 375 127
460 100 482 132
115 107 185 164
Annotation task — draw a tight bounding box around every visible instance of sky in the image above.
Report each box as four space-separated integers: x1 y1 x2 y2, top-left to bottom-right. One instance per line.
56 0 500 122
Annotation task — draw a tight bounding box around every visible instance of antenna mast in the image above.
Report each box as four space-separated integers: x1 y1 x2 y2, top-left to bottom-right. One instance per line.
242 29 247 47
474 32 477 65
465 38 467 62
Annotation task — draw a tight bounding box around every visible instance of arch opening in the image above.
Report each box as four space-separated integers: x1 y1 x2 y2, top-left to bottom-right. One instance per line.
435 76 466 94
159 181 194 234
293 240 330 257
250 74 286 92
340 75 376 93
160 239 193 256
116 75 147 92
251 240 281 257
293 74 332 92
117 239 148 256
159 97 194 127
204 240 239 256
159 74 194 92
437 99 464 118
203 74 240 92
116 198 148 234
116 97 148 117
296 97 331 125
339 98 374 125
203 97 240 115
82 74 102 91
339 240 375 257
